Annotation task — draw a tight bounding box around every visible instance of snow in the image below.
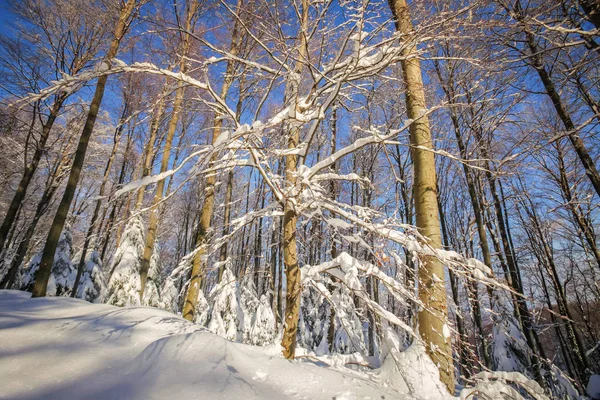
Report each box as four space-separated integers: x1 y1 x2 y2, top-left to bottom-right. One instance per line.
0 290 407 400
589 375 600 399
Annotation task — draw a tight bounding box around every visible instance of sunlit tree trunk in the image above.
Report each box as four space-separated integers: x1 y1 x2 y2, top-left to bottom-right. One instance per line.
182 0 243 321
280 0 309 359
387 0 454 390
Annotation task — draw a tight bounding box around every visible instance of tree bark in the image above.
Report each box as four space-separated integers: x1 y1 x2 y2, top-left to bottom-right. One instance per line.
388 0 454 390
182 0 243 321
0 134 74 289
280 0 309 360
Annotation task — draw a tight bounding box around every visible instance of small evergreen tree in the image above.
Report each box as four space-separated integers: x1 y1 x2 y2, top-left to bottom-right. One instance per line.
105 215 144 306
207 267 243 341
21 225 75 297
298 285 329 352
74 250 106 303
248 294 277 346
240 272 259 343
331 285 367 355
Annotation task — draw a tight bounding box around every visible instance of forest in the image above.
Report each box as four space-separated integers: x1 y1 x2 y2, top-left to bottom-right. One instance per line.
0 0 599 399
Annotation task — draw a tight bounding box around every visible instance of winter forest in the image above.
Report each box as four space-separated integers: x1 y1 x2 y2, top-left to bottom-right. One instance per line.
0 0 599 398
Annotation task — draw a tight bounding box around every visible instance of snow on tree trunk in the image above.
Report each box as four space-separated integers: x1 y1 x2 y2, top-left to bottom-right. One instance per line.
142 242 161 307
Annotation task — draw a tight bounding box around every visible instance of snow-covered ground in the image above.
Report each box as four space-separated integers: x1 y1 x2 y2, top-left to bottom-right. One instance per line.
0 290 414 400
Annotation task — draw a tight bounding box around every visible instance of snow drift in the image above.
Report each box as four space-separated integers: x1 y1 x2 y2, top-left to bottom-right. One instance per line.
0 290 405 400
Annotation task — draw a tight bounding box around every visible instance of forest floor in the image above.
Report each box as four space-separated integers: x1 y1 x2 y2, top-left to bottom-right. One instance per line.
0 290 418 400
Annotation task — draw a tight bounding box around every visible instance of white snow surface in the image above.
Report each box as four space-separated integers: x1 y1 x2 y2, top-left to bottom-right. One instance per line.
589 375 600 399
0 290 410 400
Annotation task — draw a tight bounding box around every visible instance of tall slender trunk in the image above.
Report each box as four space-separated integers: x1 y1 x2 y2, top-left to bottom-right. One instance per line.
388 0 454 390
135 89 168 210
32 0 137 297
438 196 471 379
518 188 590 385
434 57 493 367
218 170 234 281
139 2 199 300
0 96 66 254
269 214 278 313
0 135 74 289
554 143 600 270
100 134 133 264
254 187 265 295
514 0 600 197
468 102 544 383
72 103 129 296
182 0 243 321
280 0 309 360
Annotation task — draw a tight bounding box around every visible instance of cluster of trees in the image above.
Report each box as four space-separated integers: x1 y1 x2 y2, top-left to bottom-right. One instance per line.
0 0 598 397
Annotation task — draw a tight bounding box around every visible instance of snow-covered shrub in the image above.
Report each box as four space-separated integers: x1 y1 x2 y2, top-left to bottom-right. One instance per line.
193 288 209 326
74 250 106 303
239 272 259 343
460 371 550 400
207 267 243 341
159 255 192 313
298 285 330 352
331 285 366 355
378 328 452 399
490 296 532 376
248 294 276 346
21 226 75 297
105 215 145 307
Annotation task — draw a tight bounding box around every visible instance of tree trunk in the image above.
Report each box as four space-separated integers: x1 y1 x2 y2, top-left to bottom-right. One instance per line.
515 0 600 198
32 0 137 297
72 103 129 296
438 199 472 378
100 134 133 264
139 2 199 300
519 187 591 385
135 88 168 210
0 96 66 254
280 0 309 360
388 0 454 390
218 170 234 281
0 134 74 289
182 0 243 321
434 57 494 367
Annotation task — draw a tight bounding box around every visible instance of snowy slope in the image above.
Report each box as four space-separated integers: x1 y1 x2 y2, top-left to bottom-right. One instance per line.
0 290 408 400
